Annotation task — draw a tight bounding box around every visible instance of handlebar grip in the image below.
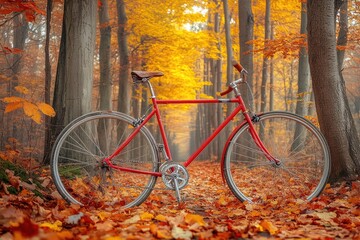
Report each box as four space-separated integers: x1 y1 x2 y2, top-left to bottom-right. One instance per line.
220 86 233 96
232 59 245 73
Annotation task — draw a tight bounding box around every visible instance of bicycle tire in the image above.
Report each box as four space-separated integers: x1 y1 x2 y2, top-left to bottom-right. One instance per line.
223 111 330 203
51 111 159 208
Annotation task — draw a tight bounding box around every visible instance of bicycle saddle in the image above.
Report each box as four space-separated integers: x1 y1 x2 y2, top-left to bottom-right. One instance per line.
131 71 164 79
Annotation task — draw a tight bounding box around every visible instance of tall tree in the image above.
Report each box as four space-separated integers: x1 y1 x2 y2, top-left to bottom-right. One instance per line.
63 0 97 123
223 0 234 138
98 0 112 110
43 0 53 162
292 1 310 150
116 0 130 114
45 0 97 163
238 0 254 110
295 1 310 117
260 0 271 113
307 0 360 180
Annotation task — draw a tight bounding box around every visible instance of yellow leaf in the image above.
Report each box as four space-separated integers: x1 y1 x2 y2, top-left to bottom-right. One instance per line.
185 214 205 226
2 96 24 103
23 101 42 124
155 214 167 222
37 102 56 117
217 196 228 206
140 212 154 221
5 102 23 113
98 211 110 221
260 220 278 235
14 86 29 94
40 220 62 231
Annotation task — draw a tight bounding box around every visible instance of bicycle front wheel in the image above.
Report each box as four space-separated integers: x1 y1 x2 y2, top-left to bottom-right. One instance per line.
223 111 330 204
51 111 159 208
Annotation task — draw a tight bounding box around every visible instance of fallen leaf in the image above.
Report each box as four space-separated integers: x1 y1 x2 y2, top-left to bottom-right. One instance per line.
313 211 337 222
40 220 62 231
260 220 278 235
140 212 154 221
123 215 140 224
155 214 167 222
96 220 114 231
171 226 192 240
65 212 84 225
185 213 206 226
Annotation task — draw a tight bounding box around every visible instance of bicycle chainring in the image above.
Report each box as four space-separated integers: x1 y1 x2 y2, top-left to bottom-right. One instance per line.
161 162 189 190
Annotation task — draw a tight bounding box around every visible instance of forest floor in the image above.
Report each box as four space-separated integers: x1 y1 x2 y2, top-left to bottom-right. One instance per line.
0 160 359 240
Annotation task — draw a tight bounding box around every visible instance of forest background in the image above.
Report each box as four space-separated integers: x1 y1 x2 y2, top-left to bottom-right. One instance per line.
0 0 360 181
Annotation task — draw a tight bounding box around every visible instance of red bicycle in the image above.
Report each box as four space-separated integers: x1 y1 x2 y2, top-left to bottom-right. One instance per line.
51 61 330 208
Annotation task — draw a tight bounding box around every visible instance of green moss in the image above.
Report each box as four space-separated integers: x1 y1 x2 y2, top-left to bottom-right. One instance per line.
0 158 48 197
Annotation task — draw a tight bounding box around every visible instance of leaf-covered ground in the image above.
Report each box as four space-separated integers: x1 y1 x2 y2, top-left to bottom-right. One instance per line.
0 161 359 239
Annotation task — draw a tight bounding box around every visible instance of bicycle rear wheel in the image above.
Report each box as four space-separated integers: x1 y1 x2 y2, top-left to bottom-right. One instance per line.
51 111 159 208
223 111 330 204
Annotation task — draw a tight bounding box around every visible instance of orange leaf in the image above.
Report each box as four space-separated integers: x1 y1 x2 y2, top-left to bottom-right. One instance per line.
260 220 278 235
37 102 56 117
23 101 42 124
5 101 23 113
15 86 29 94
2 96 24 103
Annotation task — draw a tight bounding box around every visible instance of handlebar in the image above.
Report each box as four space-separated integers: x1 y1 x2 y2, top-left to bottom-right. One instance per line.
220 60 248 96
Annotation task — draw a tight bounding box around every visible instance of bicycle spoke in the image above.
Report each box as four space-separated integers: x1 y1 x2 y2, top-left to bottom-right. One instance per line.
51 112 159 208
224 111 330 204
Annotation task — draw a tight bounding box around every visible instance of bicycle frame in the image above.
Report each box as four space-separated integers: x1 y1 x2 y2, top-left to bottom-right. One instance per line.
104 83 277 177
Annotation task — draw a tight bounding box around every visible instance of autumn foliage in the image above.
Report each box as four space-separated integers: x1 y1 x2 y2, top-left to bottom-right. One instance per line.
1 161 359 239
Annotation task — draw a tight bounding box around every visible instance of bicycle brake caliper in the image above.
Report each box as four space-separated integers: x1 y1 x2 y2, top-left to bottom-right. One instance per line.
252 114 260 123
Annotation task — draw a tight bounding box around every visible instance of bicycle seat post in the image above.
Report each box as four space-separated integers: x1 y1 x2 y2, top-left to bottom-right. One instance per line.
147 81 156 99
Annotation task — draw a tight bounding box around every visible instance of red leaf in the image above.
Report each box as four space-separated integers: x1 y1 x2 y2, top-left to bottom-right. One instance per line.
11 217 39 238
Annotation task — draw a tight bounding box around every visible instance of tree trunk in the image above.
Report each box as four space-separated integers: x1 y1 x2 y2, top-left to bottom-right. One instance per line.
260 0 271 113
64 0 97 123
269 22 274 111
7 13 29 145
44 0 97 164
116 0 130 114
239 0 254 110
43 0 53 163
336 0 348 70
307 0 360 180
99 0 112 110
293 2 310 151
214 7 224 160
295 1 310 117
223 0 233 137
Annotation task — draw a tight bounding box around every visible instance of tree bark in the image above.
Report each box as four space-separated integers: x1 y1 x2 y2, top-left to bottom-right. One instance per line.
116 0 130 114
223 0 233 137
43 0 53 163
44 0 97 164
64 0 97 123
307 0 360 180
239 0 254 110
295 1 310 117
260 0 271 113
336 0 348 70
99 0 112 110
